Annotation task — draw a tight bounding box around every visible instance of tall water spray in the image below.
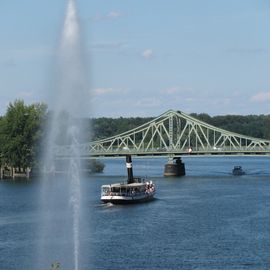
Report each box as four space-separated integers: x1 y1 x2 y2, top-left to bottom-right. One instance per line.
38 0 89 269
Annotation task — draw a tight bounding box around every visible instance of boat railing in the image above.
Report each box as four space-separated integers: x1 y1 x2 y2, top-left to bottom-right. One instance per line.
102 190 154 197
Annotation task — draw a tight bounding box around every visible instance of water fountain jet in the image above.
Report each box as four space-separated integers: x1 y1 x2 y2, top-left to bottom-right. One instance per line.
38 0 89 269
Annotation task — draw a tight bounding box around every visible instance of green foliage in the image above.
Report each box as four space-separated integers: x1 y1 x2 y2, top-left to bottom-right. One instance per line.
91 117 154 140
91 113 270 141
50 262 61 269
88 159 105 173
0 100 47 169
193 113 270 139
1 100 270 174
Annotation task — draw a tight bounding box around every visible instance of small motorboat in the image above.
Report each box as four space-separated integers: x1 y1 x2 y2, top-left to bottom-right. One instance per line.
101 155 155 204
232 166 245 176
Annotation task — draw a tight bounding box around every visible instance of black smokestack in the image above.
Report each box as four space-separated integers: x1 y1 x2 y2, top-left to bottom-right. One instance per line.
126 155 134 184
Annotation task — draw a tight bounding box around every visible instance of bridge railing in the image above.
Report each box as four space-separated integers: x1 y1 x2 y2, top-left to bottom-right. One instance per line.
54 144 270 158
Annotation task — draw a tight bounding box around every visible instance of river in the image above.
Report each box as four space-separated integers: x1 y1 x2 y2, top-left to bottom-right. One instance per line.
1 156 270 270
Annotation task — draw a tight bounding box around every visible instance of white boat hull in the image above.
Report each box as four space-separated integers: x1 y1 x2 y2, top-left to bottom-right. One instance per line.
101 192 155 204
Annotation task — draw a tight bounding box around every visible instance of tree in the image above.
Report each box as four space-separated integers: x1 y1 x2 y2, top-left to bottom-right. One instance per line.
88 159 105 173
0 100 47 169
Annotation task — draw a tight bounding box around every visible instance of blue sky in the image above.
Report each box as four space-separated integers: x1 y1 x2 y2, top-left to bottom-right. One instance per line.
1 0 270 117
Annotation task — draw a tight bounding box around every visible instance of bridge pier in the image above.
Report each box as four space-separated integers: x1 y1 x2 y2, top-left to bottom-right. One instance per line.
164 157 185 177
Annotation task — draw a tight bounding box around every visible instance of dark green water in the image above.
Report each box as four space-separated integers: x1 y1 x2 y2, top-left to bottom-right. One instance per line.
1 156 270 270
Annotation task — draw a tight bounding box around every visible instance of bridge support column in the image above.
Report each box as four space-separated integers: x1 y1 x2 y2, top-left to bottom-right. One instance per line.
164 157 185 177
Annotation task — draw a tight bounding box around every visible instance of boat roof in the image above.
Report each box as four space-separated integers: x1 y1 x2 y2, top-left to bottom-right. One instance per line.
102 182 147 188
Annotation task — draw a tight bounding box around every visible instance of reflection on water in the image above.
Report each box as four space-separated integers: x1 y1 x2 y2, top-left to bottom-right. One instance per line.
1 156 270 269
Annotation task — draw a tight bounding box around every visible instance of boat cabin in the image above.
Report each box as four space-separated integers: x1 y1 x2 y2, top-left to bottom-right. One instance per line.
232 166 245 175
101 178 152 197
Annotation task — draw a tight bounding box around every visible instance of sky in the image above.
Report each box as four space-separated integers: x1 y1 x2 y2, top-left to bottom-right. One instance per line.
1 0 270 117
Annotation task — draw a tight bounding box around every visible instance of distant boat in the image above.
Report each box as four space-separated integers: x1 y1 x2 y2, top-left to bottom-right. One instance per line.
232 166 245 176
101 155 155 204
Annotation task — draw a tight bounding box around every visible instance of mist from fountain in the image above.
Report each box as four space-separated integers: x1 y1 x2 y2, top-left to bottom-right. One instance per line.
37 0 89 269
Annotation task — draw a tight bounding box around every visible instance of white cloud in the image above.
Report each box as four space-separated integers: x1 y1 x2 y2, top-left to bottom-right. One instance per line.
93 88 114 95
0 101 10 116
135 97 161 108
185 97 195 102
91 87 127 96
161 86 192 95
2 59 16 68
161 86 179 94
92 11 122 21
231 90 242 97
250 92 270 103
0 47 53 59
107 11 121 19
226 48 267 55
91 41 127 50
17 91 33 98
142 49 154 60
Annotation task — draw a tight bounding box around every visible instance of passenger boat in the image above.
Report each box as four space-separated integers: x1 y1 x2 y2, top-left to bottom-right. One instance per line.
232 166 245 176
101 155 155 204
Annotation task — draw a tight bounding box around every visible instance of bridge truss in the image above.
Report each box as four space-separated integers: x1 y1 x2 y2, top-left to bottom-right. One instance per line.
55 110 270 158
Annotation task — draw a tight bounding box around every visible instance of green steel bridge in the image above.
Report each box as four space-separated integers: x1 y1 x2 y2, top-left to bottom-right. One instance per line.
55 110 270 159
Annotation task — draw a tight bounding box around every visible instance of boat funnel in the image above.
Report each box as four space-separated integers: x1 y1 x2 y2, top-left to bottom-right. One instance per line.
126 155 134 184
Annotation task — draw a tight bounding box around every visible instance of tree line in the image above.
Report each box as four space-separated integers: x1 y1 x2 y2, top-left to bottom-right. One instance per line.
91 113 270 141
0 100 269 173
189 113 270 139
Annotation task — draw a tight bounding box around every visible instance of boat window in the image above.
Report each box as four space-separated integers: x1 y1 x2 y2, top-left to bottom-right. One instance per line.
102 187 110 194
112 187 120 193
